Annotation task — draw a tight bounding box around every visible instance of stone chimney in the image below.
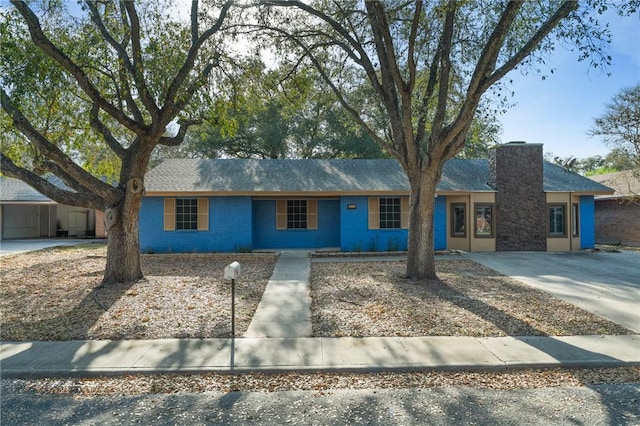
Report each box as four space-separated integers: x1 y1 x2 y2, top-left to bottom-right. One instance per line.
490 142 546 251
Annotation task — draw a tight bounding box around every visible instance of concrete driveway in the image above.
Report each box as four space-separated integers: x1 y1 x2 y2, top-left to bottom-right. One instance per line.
464 250 640 333
0 239 106 257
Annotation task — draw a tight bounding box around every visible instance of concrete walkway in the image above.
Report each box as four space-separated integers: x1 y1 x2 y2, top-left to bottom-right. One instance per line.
245 251 312 338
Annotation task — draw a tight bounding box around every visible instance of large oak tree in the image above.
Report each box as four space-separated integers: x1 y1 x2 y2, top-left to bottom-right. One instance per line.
256 0 628 280
1 0 235 284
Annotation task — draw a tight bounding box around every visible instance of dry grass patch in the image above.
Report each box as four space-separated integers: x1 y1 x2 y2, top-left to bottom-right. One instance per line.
0 244 276 341
310 259 634 337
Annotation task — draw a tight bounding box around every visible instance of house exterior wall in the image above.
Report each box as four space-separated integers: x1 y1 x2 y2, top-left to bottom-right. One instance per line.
340 196 407 252
339 195 446 252
546 192 572 251
252 199 340 249
579 195 596 249
595 198 640 246
446 193 496 252
56 205 95 237
140 196 253 253
95 210 106 238
433 196 447 250
490 143 546 251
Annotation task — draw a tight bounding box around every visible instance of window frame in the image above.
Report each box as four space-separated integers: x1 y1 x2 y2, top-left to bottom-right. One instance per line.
572 203 579 237
287 199 308 229
379 197 401 229
474 203 494 238
164 198 208 231
548 203 567 238
451 203 466 238
276 199 318 230
176 198 198 230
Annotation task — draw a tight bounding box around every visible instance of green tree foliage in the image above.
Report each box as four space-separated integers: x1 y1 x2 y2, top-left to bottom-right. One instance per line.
185 60 387 159
588 84 640 174
254 0 631 279
1 0 236 284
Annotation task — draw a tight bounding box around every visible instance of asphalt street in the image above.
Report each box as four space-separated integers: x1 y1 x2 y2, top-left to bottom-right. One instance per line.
2 384 638 425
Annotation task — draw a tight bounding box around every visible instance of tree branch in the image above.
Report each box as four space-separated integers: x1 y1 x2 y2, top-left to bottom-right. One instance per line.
123 1 160 116
482 1 578 91
89 104 127 159
431 4 456 139
10 0 146 135
1 88 121 205
85 1 144 123
159 119 200 146
406 1 422 94
261 0 385 98
161 1 233 124
0 154 106 210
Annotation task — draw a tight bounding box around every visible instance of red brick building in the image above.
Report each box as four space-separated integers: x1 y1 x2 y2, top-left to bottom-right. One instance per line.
590 171 640 247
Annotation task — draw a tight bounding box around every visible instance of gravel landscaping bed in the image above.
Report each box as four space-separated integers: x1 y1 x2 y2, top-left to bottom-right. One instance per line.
310 259 633 337
0 243 276 340
0 243 633 341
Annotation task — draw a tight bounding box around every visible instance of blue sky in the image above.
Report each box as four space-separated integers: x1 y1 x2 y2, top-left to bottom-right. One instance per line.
498 9 640 160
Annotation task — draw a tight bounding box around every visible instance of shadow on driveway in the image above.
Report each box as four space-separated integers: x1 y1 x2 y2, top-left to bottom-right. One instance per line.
464 250 640 333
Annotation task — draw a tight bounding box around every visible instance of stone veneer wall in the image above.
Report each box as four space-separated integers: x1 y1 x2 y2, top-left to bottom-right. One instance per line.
490 143 547 251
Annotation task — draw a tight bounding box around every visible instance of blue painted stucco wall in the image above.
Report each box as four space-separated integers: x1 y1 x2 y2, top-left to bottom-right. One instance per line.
252 199 341 249
139 196 252 253
579 195 595 249
434 196 447 250
339 196 447 252
140 195 448 253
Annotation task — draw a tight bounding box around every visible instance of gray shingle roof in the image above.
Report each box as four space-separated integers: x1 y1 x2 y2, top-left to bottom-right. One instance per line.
588 170 640 198
543 162 614 193
0 176 54 202
145 159 410 193
145 158 613 195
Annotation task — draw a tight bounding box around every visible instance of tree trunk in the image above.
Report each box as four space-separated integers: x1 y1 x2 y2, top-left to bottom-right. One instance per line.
102 177 145 284
405 169 439 281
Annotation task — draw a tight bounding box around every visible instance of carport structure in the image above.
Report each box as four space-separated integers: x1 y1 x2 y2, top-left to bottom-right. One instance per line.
0 176 105 240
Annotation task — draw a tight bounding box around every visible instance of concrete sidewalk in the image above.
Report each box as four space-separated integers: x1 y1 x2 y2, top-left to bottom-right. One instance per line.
1 335 639 378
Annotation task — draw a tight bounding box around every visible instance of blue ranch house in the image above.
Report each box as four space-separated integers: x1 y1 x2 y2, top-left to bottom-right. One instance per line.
140 142 613 254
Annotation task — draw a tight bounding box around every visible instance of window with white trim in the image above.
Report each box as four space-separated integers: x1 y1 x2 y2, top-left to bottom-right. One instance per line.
474 204 493 237
548 204 566 237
